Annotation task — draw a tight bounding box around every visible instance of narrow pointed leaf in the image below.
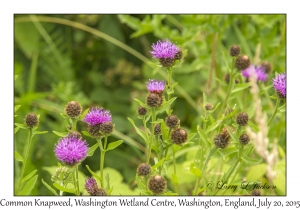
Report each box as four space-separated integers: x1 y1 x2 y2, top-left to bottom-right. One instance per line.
19 175 38 195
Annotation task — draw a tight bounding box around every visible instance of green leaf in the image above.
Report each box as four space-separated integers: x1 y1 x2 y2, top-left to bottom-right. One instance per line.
22 169 37 183
14 127 20 134
106 140 123 151
14 123 28 129
79 108 90 121
197 125 210 147
19 175 38 195
213 147 239 160
163 191 178 196
156 97 177 114
33 131 48 135
87 143 99 156
105 173 110 191
205 118 223 135
85 165 102 182
14 75 19 80
233 24 253 58
206 102 221 114
128 117 148 143
242 156 263 165
151 119 164 124
60 113 68 119
53 183 76 194
133 98 147 108
136 174 146 190
107 186 114 195
248 121 259 133
187 132 197 142
14 105 21 113
190 163 202 178
246 163 267 181
151 158 165 171
42 179 58 195
82 131 92 138
14 151 24 162
224 124 238 142
231 83 251 93
222 51 231 73
53 131 68 137
278 103 286 113
141 190 152 195
172 173 178 185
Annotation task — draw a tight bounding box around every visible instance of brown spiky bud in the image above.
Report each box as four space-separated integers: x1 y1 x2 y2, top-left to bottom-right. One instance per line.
205 103 213 111
225 73 230 84
99 122 114 135
251 190 261 196
235 55 251 71
67 131 82 139
88 124 101 137
154 124 161 135
137 106 147 116
165 115 179 128
214 133 229 149
261 61 272 74
175 50 183 60
226 107 234 115
239 133 250 145
229 45 241 57
236 112 249 126
146 93 163 108
235 79 240 84
222 126 235 141
65 101 82 118
148 175 166 194
159 58 175 68
171 128 188 145
137 163 151 176
24 113 39 128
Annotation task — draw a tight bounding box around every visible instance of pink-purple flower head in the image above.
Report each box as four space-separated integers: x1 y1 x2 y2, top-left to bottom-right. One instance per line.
84 107 112 126
273 73 286 98
54 136 88 166
147 79 165 94
241 65 268 82
150 39 180 59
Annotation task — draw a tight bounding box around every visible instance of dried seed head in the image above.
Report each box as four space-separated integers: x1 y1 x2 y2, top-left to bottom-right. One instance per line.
205 103 213 111
214 133 229 149
65 101 82 118
87 124 101 137
235 79 240 84
236 112 249 126
148 175 166 194
137 163 151 176
137 106 147 116
239 133 250 145
251 190 261 196
261 61 272 74
235 55 251 71
225 73 230 84
165 115 179 128
24 113 39 128
222 126 235 141
146 93 163 108
99 122 114 135
154 124 161 135
95 188 107 196
67 131 82 140
171 128 188 145
229 45 241 57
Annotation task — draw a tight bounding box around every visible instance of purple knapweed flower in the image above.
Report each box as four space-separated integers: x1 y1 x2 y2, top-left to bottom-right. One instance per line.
241 65 268 82
147 79 165 93
273 73 286 98
54 136 88 166
150 39 179 59
84 107 112 126
85 177 98 195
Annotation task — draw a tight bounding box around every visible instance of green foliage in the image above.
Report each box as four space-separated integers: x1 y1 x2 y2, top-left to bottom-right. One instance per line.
14 14 285 195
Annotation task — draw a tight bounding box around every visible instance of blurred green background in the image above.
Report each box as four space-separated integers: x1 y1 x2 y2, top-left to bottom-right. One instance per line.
14 14 286 195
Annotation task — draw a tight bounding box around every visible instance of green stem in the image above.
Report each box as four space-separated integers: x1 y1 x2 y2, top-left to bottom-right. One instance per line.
72 171 78 195
167 68 173 116
268 99 280 126
71 119 77 131
59 180 64 196
193 147 217 195
96 137 105 188
17 128 33 195
172 145 178 193
75 165 80 195
146 108 156 164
